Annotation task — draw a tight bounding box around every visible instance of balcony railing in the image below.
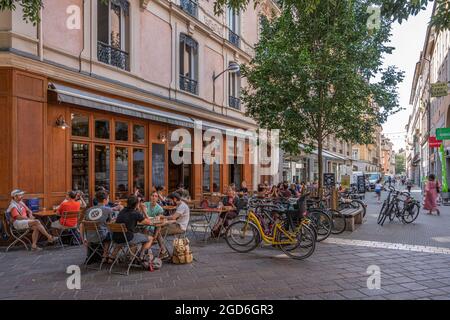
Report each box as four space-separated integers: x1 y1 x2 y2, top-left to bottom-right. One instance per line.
228 29 240 48
180 75 198 95
180 0 198 18
229 96 241 109
97 41 130 71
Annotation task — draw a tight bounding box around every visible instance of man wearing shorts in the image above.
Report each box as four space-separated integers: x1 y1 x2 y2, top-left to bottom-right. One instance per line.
7 189 58 250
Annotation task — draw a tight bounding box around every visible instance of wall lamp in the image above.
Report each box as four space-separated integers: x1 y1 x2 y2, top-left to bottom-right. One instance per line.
212 62 240 104
158 132 167 143
56 115 70 130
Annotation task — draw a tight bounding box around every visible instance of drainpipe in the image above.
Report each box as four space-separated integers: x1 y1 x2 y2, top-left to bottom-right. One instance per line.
79 0 85 73
38 7 43 61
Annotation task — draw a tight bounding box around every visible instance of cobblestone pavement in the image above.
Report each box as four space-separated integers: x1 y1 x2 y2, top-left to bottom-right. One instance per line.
1 187 450 300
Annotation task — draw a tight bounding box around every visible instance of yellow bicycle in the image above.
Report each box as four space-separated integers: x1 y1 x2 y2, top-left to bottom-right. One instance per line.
224 208 316 260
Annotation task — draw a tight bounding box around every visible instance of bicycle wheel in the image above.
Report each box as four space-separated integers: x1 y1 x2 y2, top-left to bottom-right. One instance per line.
329 209 346 235
377 200 387 224
276 224 316 260
402 202 420 224
380 202 394 226
225 220 261 253
308 210 332 242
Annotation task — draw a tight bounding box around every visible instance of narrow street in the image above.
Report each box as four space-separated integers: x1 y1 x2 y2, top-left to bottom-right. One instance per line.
2 189 450 300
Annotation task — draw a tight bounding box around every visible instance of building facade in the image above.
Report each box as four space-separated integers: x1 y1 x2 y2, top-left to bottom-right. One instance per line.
0 0 279 208
351 126 382 174
406 3 449 187
381 134 395 176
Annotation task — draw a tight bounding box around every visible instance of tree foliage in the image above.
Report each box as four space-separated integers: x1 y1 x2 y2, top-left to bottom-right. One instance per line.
395 152 406 174
242 0 404 186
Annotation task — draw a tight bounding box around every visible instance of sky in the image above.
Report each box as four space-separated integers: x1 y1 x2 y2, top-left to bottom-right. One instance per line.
381 3 434 152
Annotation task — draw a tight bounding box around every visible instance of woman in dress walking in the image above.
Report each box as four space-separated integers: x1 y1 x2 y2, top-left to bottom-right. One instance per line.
424 174 440 215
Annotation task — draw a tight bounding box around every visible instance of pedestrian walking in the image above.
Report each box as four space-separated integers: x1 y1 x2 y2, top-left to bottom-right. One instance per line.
423 174 440 215
374 179 382 203
406 179 412 193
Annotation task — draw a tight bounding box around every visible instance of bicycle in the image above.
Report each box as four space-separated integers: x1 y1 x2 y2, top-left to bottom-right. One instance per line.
225 195 316 260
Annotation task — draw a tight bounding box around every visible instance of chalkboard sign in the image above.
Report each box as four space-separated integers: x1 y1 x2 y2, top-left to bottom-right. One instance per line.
323 173 335 188
152 143 166 188
357 175 366 193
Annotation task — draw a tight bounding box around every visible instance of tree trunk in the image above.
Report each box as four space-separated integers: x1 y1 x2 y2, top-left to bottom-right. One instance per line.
318 138 323 190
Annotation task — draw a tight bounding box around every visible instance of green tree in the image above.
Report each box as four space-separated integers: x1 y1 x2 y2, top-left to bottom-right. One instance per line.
242 1 404 187
395 152 406 174
1 0 449 30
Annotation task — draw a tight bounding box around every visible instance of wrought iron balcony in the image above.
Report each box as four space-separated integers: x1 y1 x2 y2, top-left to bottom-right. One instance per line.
229 96 241 109
228 29 240 48
180 0 198 18
180 75 198 95
97 41 130 71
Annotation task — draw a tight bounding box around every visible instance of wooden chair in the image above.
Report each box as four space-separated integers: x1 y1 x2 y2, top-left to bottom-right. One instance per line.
51 211 81 249
81 221 106 271
107 223 141 276
4 211 32 252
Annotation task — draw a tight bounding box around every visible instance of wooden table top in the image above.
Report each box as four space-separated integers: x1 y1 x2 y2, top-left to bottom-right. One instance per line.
190 207 232 213
33 210 59 217
162 205 177 211
138 219 176 227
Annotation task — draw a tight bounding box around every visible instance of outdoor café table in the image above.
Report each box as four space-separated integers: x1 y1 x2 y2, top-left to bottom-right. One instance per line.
189 207 233 240
33 210 59 229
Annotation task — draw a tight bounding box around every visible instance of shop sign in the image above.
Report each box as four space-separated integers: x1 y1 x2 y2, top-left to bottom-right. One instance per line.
429 136 443 148
436 128 450 140
323 173 335 188
431 82 449 97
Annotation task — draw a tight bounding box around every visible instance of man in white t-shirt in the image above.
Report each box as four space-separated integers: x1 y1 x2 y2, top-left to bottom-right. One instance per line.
157 192 190 259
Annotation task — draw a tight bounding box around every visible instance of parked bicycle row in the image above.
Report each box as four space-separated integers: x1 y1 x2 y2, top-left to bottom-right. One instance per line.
377 186 421 226
224 190 367 260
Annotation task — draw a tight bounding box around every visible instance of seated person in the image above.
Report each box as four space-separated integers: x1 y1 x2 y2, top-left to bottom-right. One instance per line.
144 191 164 234
289 183 300 197
75 190 87 209
93 187 123 215
155 186 168 206
176 183 191 201
112 195 155 261
80 190 113 264
211 187 239 237
239 181 249 195
51 191 81 230
278 183 292 198
7 189 58 251
157 192 190 259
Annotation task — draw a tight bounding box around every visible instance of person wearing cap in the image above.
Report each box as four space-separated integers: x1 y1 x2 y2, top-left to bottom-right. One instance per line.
51 191 81 230
7 189 58 251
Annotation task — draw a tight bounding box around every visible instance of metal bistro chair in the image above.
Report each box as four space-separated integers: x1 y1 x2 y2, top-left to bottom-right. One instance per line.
107 223 141 276
189 200 213 242
81 221 107 271
52 211 81 249
4 211 32 252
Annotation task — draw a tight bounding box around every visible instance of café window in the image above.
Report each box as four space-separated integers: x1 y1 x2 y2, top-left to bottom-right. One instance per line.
71 113 89 137
115 147 129 199
179 33 198 95
72 143 89 196
95 119 110 139
133 148 145 196
133 124 145 144
95 145 111 192
97 0 130 70
115 121 129 141
203 140 221 193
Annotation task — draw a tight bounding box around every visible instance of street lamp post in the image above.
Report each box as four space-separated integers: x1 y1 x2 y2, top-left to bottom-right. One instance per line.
212 62 240 104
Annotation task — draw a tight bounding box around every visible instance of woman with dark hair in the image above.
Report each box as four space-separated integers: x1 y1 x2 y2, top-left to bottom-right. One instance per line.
424 174 440 215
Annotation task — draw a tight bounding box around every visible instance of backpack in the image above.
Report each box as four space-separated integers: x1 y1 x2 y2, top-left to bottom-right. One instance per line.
141 252 162 271
172 238 193 264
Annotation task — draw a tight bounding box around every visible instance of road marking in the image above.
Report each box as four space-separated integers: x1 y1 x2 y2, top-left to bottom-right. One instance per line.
325 238 450 255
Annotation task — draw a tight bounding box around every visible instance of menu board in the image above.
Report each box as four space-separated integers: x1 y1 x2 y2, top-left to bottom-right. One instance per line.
152 143 166 188
324 173 335 188
357 175 366 193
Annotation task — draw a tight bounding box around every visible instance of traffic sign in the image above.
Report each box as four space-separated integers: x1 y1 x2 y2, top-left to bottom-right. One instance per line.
429 136 443 148
436 128 450 140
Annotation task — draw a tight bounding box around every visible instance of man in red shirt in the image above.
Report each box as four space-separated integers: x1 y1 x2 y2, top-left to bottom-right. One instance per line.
51 191 81 230
7 189 58 251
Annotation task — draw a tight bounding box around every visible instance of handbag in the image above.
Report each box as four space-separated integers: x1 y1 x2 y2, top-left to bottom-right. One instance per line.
141 252 162 271
172 237 193 264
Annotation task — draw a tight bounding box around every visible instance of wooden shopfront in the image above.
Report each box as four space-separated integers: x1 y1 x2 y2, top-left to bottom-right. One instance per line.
0 68 253 211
